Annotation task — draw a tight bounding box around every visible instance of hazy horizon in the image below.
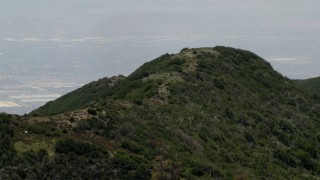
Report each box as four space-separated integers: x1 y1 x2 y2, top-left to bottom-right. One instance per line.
1 0 320 114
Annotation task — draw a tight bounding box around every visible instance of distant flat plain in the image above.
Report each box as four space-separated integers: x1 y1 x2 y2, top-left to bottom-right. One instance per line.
1 31 319 114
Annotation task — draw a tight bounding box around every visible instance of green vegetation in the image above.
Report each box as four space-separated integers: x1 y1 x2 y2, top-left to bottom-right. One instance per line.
2 46 320 179
295 76 320 96
0 114 151 179
55 138 107 158
31 75 125 116
0 114 16 166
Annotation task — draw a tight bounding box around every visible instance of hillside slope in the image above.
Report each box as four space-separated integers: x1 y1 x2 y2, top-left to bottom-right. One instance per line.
31 75 125 116
295 76 320 96
2 46 320 179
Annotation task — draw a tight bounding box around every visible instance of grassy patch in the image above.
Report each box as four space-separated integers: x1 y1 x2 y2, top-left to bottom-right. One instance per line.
14 136 57 156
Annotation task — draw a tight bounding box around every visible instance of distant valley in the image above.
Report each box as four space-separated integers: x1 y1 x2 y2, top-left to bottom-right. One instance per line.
0 75 80 114
2 1 320 179
1 32 320 115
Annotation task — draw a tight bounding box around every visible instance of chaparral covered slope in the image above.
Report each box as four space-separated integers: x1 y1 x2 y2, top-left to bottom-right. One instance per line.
2 46 320 179
295 76 320 97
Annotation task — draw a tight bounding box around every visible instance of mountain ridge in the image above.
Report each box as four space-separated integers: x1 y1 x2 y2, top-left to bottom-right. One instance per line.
31 75 125 116
2 46 320 179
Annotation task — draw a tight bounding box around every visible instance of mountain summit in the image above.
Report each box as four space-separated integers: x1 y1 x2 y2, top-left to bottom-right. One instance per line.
2 47 320 179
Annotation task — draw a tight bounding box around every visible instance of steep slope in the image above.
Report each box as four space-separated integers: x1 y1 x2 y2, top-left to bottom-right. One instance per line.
2 46 320 179
295 76 320 96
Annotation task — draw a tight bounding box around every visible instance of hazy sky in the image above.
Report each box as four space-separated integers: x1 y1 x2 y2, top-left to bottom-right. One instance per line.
1 0 320 37
1 0 320 78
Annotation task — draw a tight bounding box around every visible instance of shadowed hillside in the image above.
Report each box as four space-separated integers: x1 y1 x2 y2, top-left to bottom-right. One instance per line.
295 76 320 96
2 47 320 179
